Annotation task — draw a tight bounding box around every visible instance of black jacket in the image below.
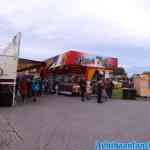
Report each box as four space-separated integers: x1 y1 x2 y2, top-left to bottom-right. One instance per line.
79 79 86 91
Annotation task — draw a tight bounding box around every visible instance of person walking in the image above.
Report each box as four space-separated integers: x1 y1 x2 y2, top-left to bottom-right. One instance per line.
106 79 109 98
19 78 28 103
97 78 103 103
86 81 92 100
106 79 114 99
39 78 43 96
54 81 59 95
79 76 86 102
27 78 32 98
101 79 108 101
31 79 40 102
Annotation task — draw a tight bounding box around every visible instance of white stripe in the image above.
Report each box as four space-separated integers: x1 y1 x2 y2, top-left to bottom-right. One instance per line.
59 91 72 95
0 82 15 85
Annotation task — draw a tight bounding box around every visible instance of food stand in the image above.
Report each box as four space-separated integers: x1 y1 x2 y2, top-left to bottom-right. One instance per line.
17 58 45 81
17 59 45 75
45 50 118 95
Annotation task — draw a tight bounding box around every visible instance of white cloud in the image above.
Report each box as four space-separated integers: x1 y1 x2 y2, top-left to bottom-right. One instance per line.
0 0 150 74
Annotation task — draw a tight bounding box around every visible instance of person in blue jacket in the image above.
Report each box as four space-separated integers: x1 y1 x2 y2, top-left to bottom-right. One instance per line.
31 79 40 102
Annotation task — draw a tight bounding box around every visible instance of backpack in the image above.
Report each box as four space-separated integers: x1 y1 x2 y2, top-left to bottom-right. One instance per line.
32 83 40 92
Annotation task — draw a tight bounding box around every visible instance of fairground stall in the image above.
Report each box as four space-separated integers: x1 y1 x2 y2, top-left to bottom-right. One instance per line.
17 58 45 79
44 50 118 95
134 72 150 98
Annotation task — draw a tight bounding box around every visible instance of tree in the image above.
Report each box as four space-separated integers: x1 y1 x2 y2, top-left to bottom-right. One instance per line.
113 67 127 76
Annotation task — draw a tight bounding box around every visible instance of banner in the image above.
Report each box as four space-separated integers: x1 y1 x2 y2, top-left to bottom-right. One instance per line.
49 51 118 69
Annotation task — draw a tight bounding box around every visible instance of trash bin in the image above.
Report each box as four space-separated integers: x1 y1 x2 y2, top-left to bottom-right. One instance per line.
112 89 123 99
123 88 136 100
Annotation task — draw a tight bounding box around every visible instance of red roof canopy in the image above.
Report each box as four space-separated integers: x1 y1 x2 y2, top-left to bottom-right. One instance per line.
46 50 118 69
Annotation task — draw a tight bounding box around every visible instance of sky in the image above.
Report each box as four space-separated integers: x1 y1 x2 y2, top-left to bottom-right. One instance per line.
0 0 150 75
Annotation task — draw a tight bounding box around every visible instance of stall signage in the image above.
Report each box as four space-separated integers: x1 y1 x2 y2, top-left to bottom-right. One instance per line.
49 51 118 69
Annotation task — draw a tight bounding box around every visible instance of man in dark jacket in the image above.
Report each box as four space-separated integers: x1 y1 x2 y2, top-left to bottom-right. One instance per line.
97 78 103 103
79 77 86 102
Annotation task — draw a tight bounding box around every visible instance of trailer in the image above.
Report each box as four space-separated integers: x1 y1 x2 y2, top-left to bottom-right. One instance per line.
0 33 21 106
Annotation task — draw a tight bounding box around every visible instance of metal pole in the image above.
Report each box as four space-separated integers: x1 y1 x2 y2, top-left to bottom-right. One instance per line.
12 32 21 106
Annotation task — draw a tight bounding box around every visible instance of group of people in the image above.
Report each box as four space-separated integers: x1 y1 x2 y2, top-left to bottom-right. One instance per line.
16 77 52 103
16 75 114 104
79 77 114 103
16 76 63 103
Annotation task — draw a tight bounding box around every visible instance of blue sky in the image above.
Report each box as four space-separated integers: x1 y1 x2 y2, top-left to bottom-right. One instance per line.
0 0 150 75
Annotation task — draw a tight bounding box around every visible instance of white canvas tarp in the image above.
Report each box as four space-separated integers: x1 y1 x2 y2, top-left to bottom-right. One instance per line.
0 56 18 80
0 33 21 80
0 33 21 106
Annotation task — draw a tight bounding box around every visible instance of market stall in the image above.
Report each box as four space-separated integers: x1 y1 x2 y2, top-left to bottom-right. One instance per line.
134 73 150 97
45 50 118 95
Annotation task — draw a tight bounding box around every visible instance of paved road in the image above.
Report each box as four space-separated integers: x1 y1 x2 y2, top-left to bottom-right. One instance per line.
0 95 150 150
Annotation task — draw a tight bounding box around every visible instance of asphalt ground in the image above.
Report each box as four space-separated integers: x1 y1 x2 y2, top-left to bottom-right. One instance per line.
0 95 150 150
